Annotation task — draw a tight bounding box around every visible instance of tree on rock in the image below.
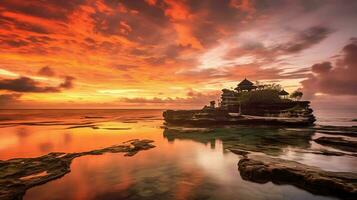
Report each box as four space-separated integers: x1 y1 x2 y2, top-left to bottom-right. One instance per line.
290 90 303 101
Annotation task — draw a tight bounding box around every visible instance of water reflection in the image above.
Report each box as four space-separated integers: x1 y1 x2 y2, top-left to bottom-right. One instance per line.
16 127 30 139
163 126 314 156
24 141 335 200
0 110 351 200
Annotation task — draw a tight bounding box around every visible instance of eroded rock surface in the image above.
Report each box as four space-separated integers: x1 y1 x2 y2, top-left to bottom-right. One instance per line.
314 137 357 152
313 126 357 137
238 154 357 199
0 139 155 200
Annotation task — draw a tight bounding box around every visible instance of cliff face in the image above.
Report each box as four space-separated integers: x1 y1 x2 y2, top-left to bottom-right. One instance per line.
240 101 314 118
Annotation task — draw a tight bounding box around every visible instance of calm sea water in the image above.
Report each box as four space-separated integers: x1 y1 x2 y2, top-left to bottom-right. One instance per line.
0 109 356 200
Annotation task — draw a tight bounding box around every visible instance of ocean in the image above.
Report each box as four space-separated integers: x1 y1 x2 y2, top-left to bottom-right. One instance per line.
0 109 356 200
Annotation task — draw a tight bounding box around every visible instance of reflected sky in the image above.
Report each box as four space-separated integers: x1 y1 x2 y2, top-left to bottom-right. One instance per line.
0 110 351 200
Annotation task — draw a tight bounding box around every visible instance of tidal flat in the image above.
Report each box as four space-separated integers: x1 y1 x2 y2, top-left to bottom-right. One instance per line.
0 109 356 200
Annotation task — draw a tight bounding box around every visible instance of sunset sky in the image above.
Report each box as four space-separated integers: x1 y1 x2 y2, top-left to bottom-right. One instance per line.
0 0 356 110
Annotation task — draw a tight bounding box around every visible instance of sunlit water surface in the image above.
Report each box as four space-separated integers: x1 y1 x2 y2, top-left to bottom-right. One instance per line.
1 109 355 200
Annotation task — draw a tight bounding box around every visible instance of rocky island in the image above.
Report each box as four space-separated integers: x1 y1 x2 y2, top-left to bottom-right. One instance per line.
164 79 315 126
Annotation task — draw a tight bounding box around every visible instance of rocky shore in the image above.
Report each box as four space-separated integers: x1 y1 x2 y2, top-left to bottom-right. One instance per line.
313 125 357 137
0 139 155 200
163 123 357 199
238 154 357 199
314 137 357 152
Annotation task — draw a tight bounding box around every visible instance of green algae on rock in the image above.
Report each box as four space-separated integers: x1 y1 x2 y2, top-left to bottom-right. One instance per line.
0 139 155 200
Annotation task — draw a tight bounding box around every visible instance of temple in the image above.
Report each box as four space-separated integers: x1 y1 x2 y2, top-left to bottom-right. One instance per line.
235 78 257 92
278 89 289 99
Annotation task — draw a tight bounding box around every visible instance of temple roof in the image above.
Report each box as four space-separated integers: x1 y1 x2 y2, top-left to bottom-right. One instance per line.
279 90 289 95
238 78 254 86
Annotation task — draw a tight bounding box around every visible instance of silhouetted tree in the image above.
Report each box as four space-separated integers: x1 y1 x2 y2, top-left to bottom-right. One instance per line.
290 90 303 101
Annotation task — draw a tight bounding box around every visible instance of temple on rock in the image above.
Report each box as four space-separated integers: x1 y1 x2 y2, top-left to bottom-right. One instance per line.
163 78 316 126
219 78 294 112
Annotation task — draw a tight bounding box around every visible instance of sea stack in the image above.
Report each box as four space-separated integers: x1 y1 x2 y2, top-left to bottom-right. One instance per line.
163 79 315 126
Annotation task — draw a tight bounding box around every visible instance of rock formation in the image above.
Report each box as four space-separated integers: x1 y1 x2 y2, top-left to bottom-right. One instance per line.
0 139 155 200
238 154 357 199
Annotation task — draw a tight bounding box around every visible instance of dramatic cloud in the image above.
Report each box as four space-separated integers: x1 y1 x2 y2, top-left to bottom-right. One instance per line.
301 39 357 97
224 26 332 61
0 0 356 108
281 26 332 53
0 76 75 93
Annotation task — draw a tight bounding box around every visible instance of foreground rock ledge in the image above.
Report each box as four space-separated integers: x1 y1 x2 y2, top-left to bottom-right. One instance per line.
314 137 357 152
0 139 155 200
238 155 357 200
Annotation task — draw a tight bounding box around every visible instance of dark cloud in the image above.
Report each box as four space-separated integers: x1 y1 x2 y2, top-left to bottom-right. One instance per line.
0 76 75 93
26 36 55 44
182 0 328 49
0 0 86 21
38 66 56 77
0 15 52 34
224 42 267 60
224 25 332 63
1 39 29 47
0 77 60 93
311 62 332 74
282 26 332 53
301 39 357 97
59 76 75 89
92 0 170 45
185 0 247 48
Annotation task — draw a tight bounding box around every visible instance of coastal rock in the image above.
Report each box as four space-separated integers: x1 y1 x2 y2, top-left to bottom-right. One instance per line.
293 149 356 157
314 137 357 152
313 126 357 137
0 139 155 200
238 155 357 199
229 149 250 156
163 107 315 126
